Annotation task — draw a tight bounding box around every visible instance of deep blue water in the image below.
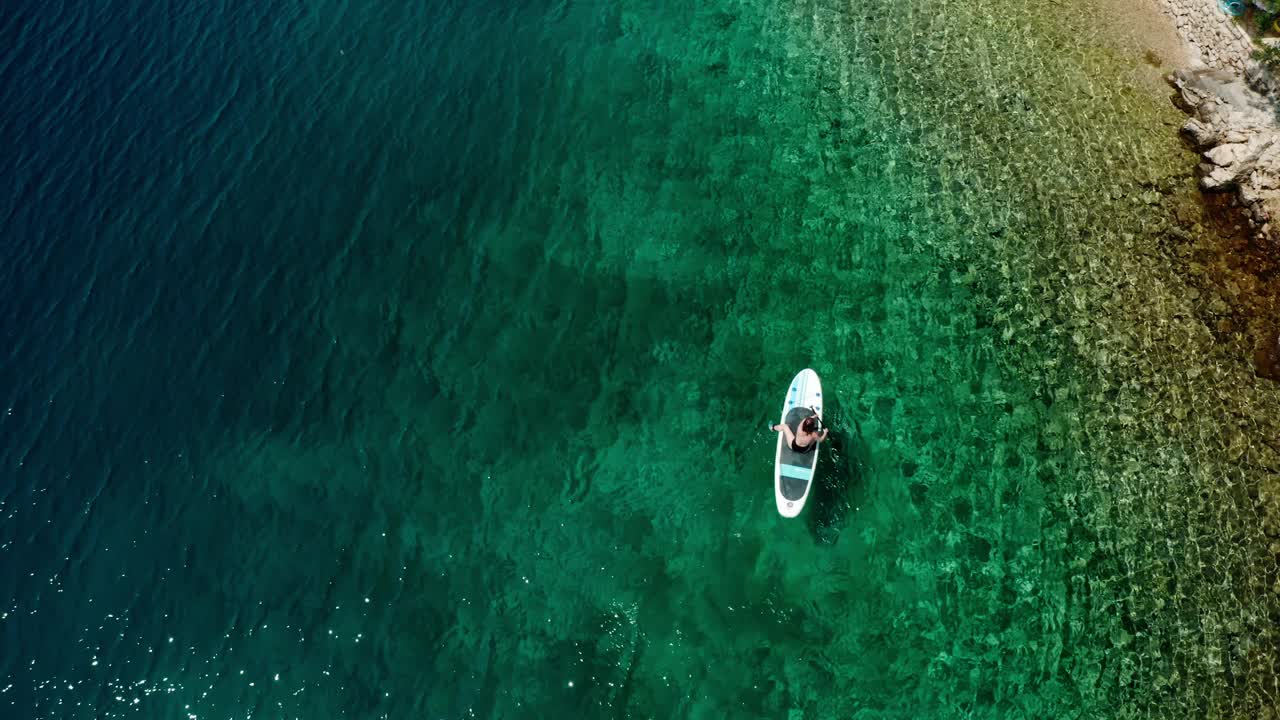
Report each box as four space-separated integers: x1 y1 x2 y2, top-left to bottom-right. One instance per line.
2 0 508 715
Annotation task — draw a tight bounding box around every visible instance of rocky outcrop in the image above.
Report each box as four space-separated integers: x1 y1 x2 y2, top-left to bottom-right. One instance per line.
1154 0 1280 246
1171 68 1280 247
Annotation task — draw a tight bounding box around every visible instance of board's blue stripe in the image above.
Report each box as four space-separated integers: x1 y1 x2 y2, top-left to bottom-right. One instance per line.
780 464 813 480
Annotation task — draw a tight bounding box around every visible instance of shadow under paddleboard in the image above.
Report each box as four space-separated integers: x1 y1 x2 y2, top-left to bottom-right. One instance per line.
805 394 868 545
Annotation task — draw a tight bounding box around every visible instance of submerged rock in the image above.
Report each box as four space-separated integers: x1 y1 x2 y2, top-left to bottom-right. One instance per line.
1257 329 1280 381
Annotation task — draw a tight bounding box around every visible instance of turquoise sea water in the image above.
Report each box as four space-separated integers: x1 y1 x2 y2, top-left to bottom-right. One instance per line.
5 0 1280 717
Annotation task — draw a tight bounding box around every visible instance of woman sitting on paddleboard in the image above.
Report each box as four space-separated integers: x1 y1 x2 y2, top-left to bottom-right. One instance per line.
770 415 828 453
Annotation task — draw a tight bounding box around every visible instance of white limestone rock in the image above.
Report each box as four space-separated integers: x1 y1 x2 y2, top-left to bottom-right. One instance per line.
1162 6 1280 247
1206 142 1247 166
1183 118 1220 147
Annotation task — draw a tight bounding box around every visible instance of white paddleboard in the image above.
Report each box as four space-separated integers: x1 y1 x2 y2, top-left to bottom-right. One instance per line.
774 368 823 518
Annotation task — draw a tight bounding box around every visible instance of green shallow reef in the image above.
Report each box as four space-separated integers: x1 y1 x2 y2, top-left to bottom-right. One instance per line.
201 0 1280 718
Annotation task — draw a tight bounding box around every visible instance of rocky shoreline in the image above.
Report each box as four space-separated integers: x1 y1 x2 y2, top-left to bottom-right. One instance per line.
1159 0 1258 73
1157 0 1280 250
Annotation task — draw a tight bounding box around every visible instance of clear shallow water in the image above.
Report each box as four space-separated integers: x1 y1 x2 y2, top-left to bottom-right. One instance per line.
4 0 1280 718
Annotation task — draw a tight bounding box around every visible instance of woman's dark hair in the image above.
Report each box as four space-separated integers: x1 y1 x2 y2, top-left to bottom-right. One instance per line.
801 416 819 433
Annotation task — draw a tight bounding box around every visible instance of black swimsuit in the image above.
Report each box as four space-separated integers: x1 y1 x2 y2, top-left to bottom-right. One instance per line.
791 438 817 454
